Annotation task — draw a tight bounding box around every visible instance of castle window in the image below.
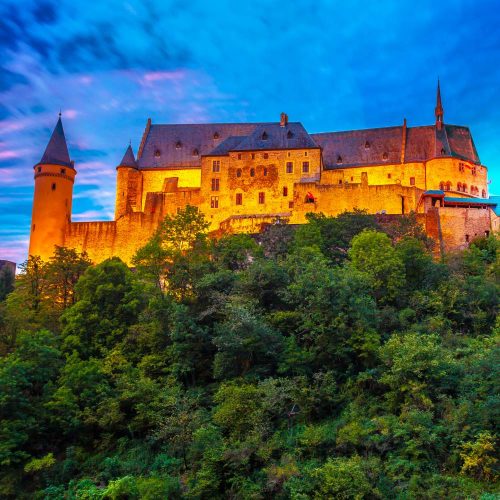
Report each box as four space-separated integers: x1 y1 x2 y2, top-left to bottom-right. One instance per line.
337 156 342 164
465 234 470 243
236 193 243 205
287 152 291 157
283 186 288 196
463 184 467 193
263 153 269 159
485 230 490 237
211 178 220 191
446 181 451 191
155 149 161 157
365 141 370 149
387 173 392 179
213 132 220 139
37 167 42 172
472 166 477 175
459 163 465 172
250 168 255 177
304 151 308 157
339 179 342 184
212 160 221 172
286 161 293 173
51 183 56 191
441 147 446 155
210 196 219 208
302 161 309 173
60 168 66 174
238 153 242 160
263 167 268 176
236 168 242 178
439 182 445 190
305 192 315 203
482 189 486 198
410 177 415 186
251 153 255 160
287 130 293 139
457 182 462 191
382 152 388 161
351 176 354 181
262 131 268 140
192 148 199 156
258 192 265 204
288 201 294 208
32 224 35 231
176 141 182 149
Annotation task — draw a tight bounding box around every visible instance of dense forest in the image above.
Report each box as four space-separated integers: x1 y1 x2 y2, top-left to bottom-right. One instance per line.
0 207 498 499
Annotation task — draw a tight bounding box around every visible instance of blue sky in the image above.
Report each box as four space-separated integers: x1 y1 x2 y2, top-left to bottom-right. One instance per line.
1 0 499 263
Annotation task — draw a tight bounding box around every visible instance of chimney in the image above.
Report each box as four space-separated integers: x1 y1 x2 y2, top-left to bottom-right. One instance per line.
280 112 288 127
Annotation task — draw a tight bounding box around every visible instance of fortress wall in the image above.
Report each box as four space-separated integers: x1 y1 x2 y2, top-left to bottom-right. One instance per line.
436 206 492 251
200 148 322 231
426 158 488 196
321 162 426 189
140 168 201 210
290 181 423 224
65 221 118 263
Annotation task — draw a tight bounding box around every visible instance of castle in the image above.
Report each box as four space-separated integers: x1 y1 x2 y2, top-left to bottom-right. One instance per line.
29 83 500 264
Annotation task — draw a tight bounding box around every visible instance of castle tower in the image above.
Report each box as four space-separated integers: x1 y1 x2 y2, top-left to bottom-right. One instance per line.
29 115 76 260
435 79 444 130
114 144 140 219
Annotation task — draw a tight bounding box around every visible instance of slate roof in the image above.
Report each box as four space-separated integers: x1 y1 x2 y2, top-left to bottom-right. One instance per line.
443 196 497 205
488 196 500 216
136 119 481 169
137 123 265 168
118 144 137 168
312 124 480 169
37 116 72 168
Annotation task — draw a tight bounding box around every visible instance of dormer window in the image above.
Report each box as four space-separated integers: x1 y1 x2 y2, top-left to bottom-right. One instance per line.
213 132 220 139
37 167 42 173
60 168 66 174
364 141 370 149
441 147 446 155
337 156 343 164
192 148 199 156
287 130 293 139
261 131 268 140
155 149 161 158
382 152 388 161
175 141 182 149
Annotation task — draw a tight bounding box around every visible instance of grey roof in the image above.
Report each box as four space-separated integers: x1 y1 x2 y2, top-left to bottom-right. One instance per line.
37 116 72 168
118 144 137 168
312 124 480 169
208 136 247 156
232 122 319 151
444 196 496 205
137 123 265 168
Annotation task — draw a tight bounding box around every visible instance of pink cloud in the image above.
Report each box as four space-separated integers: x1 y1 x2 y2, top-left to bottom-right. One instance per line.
0 150 21 160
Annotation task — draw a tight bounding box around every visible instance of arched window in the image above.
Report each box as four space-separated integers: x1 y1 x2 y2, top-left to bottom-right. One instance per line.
213 132 219 139
336 155 342 164
463 184 467 193
305 192 315 203
457 182 462 192
482 189 486 198
261 131 268 140
382 152 388 161
236 168 242 178
263 167 268 176
364 141 370 149
439 182 445 190
445 181 451 191
175 141 182 149
51 183 56 191
250 168 255 177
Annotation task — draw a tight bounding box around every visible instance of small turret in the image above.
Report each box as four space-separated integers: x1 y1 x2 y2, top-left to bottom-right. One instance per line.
29 115 76 260
115 144 141 219
435 79 444 130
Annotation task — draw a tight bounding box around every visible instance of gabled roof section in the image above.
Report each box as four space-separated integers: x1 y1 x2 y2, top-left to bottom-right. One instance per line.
137 123 265 168
233 122 319 151
206 136 247 156
445 125 480 164
312 126 402 168
118 144 137 168
37 116 72 168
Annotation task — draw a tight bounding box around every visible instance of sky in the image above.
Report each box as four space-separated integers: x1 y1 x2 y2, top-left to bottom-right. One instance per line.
1 0 500 264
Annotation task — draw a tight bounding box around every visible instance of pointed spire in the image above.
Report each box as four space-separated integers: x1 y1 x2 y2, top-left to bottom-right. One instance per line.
435 79 444 129
38 115 72 167
118 144 137 168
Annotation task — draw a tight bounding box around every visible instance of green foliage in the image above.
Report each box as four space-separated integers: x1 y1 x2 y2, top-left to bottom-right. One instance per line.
0 213 498 498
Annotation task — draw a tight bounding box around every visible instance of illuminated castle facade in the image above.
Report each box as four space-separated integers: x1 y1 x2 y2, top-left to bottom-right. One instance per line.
29 83 500 264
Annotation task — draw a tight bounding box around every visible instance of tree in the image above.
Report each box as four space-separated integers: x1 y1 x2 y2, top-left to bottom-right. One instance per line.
213 234 263 271
46 246 91 309
348 229 406 303
0 264 14 301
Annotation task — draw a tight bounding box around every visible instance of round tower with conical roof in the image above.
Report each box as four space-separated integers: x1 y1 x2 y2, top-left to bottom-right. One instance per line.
115 144 140 219
29 115 76 260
